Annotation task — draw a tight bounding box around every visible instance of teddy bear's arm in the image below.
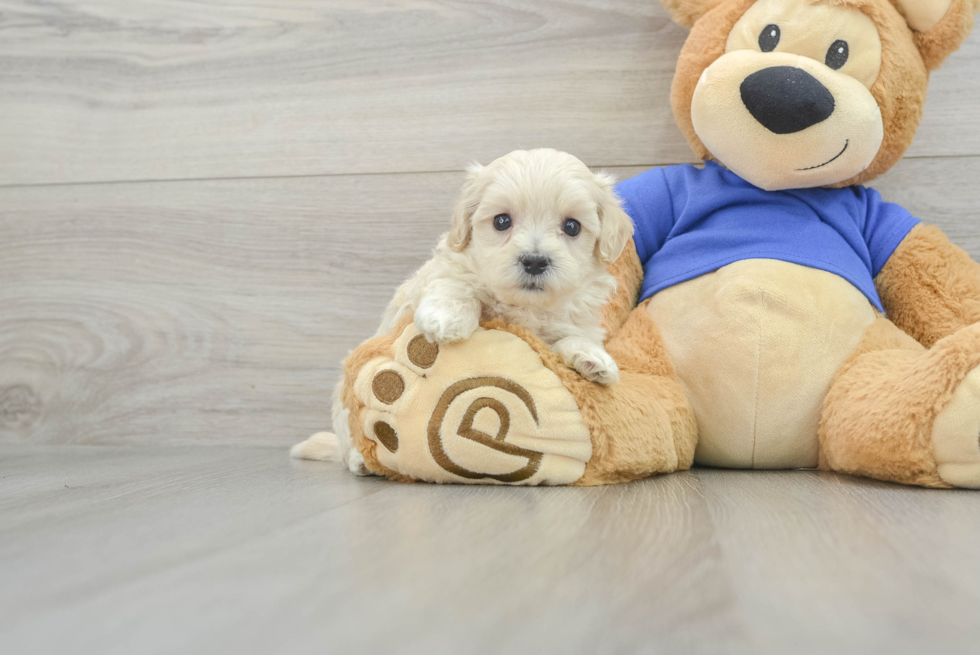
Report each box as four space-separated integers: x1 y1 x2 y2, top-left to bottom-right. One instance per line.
875 224 980 347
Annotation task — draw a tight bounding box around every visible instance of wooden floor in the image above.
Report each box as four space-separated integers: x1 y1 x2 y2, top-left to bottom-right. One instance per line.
2 1 979 652
2 445 979 655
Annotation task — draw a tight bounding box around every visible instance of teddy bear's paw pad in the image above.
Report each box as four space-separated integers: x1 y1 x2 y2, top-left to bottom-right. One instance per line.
352 324 592 485
933 366 980 489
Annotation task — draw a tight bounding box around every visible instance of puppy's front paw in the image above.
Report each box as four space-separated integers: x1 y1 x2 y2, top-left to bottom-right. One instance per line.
414 300 480 344
571 351 620 385
554 338 620 385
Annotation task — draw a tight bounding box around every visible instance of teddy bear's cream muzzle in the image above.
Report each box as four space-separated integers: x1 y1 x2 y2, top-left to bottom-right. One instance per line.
690 50 884 191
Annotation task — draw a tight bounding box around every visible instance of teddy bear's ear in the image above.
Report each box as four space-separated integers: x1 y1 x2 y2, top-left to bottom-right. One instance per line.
892 0 978 71
660 0 726 28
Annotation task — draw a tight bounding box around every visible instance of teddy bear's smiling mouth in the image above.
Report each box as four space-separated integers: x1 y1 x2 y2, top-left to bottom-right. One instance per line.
798 140 850 171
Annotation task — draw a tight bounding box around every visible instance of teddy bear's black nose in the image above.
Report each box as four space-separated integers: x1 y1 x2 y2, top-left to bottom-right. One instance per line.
740 66 835 134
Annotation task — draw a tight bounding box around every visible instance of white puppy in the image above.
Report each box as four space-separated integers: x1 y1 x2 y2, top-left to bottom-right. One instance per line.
380 148 633 381
293 148 634 472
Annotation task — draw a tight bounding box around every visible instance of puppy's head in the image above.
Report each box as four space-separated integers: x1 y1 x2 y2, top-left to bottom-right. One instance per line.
447 148 633 307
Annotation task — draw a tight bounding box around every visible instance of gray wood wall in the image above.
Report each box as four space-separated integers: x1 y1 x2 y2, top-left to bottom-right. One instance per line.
2 1 978 447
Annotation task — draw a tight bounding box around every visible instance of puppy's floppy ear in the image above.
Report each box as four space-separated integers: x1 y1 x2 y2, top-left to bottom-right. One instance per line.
660 0 726 28
893 0 977 71
447 162 485 252
593 172 634 265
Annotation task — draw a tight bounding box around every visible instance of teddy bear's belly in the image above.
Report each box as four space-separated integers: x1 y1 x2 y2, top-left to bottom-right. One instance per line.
647 259 878 469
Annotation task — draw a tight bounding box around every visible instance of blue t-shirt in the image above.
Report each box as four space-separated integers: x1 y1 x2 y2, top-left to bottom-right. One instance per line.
615 162 920 312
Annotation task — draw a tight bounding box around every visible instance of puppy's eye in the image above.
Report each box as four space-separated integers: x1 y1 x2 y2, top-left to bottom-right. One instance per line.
493 214 512 231
562 218 581 237
825 40 849 70
759 24 781 52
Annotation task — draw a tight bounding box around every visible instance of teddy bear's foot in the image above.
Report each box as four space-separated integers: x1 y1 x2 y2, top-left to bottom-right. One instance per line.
933 366 980 489
346 323 593 485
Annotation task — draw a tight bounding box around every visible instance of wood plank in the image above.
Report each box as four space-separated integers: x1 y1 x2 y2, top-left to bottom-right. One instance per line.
0 170 460 446
2 156 979 446
1 445 978 654
700 469 980 654
0 0 976 186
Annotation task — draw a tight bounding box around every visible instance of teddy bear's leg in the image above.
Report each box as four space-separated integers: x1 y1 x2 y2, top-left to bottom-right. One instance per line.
819 317 980 488
575 302 699 485
336 303 696 486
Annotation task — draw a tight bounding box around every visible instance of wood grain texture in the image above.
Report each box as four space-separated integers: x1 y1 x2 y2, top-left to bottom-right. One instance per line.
2 3 979 650
0 0 976 186
1 445 977 655
2 156 979 446
0 171 459 446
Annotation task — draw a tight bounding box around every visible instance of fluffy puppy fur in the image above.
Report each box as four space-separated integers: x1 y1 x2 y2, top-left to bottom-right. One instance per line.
292 148 634 472
380 148 634 384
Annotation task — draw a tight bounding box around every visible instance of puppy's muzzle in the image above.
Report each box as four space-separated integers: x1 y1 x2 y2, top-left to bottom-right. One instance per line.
740 67 835 134
519 253 551 277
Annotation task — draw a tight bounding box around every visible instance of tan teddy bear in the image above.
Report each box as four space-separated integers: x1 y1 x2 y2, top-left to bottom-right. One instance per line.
299 0 980 489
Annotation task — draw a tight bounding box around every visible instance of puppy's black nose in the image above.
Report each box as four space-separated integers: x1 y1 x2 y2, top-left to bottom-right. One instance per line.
740 66 835 134
520 253 551 277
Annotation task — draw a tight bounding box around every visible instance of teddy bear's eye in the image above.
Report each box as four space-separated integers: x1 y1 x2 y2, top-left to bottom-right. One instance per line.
758 24 781 52
826 40 849 70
